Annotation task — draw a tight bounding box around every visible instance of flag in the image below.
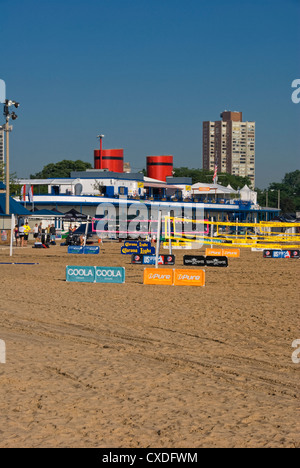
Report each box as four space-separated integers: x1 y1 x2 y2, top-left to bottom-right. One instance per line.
21 185 26 201
28 186 34 203
213 163 218 184
21 185 34 203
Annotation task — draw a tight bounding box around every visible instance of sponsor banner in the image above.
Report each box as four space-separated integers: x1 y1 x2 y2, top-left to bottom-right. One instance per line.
221 248 240 258
290 250 300 258
139 242 152 249
83 246 100 255
68 246 100 255
205 256 228 267
264 250 300 259
66 266 95 283
272 250 290 259
132 255 175 265
173 269 205 287
121 246 139 255
144 268 174 286
68 246 84 254
206 248 240 258
183 255 206 267
139 247 156 255
131 254 143 264
95 267 125 284
205 248 222 257
124 241 139 247
121 246 155 255
123 241 152 248
251 248 264 252
263 250 273 258
163 242 192 250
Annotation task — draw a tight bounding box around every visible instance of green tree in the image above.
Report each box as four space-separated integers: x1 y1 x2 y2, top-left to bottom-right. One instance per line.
256 170 300 213
0 162 21 196
30 159 92 179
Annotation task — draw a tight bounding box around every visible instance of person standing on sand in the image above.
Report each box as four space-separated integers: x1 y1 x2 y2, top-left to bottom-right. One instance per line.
50 224 56 243
33 223 39 242
14 224 19 247
18 223 25 248
38 222 43 241
23 221 31 247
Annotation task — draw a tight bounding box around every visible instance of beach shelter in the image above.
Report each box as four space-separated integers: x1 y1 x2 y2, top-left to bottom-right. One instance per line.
63 208 88 222
0 193 32 217
30 208 64 217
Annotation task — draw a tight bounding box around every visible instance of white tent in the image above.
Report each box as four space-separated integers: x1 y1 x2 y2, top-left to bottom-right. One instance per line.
191 182 237 195
239 185 257 204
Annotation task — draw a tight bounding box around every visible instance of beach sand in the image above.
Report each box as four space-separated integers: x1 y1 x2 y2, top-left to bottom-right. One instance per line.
0 242 299 448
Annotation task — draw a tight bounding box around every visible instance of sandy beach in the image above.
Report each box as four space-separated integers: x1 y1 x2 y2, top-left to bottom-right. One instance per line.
0 242 299 448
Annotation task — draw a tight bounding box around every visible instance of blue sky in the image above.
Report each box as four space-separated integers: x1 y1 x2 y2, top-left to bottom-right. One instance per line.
1 0 299 187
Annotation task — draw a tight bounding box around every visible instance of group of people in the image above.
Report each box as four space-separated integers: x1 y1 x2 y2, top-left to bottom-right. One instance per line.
14 222 57 247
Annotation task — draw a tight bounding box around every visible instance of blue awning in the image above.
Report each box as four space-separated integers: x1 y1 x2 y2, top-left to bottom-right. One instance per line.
0 194 32 216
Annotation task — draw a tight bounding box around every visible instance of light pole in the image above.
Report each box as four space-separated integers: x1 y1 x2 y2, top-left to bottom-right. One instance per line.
270 189 281 210
2 99 19 215
97 134 105 169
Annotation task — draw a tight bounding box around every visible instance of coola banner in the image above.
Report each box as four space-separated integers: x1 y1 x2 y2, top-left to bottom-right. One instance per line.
95 267 125 284
66 266 95 283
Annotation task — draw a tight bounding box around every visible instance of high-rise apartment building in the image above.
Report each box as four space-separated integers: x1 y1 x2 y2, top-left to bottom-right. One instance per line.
203 111 256 187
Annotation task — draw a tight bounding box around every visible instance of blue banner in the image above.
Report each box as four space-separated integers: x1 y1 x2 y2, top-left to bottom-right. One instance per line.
264 250 300 259
138 242 152 249
124 241 139 247
95 267 125 284
143 255 175 265
68 246 100 254
68 246 84 254
123 241 152 249
121 246 140 255
83 246 100 255
139 247 156 255
66 266 95 283
121 246 155 255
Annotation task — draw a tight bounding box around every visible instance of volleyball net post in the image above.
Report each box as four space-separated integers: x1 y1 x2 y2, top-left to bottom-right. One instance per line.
155 210 162 269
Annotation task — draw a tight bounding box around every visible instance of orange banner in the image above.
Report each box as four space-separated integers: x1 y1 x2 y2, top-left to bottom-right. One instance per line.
144 268 174 285
205 248 240 258
222 248 240 258
205 248 223 256
173 269 205 287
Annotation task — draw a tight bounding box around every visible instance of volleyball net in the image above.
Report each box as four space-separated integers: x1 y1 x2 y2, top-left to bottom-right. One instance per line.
164 217 300 249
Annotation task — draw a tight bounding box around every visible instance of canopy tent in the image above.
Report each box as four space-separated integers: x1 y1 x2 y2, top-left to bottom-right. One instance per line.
191 182 237 195
0 194 32 217
63 208 88 222
50 208 65 215
30 208 65 217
